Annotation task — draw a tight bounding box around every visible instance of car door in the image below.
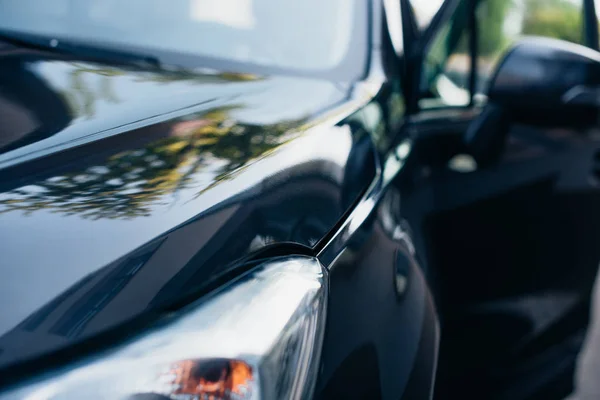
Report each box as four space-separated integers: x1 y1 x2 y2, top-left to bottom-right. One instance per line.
401 0 600 399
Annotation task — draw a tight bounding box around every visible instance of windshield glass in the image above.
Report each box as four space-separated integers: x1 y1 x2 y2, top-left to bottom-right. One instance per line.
0 0 364 75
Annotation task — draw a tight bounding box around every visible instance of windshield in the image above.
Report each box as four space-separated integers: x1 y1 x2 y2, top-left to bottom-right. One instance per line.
0 0 365 77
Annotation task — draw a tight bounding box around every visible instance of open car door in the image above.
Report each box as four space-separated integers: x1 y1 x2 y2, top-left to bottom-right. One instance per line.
402 0 600 399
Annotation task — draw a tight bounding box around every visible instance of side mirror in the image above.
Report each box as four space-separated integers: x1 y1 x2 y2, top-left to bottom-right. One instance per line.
466 37 600 165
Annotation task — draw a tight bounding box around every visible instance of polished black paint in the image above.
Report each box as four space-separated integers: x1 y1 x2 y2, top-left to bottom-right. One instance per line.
0 1 439 398
464 38 600 166
316 186 438 400
0 53 373 370
488 38 600 127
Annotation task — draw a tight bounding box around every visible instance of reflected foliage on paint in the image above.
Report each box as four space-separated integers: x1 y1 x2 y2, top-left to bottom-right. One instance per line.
0 106 301 219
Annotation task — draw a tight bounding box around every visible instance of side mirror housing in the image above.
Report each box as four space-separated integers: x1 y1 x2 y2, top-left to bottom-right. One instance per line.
489 37 600 127
466 37 600 165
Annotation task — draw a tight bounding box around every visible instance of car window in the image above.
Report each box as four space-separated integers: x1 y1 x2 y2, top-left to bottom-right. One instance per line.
0 0 366 77
595 0 600 46
410 0 445 30
475 0 584 95
419 0 585 110
419 0 471 109
385 0 404 55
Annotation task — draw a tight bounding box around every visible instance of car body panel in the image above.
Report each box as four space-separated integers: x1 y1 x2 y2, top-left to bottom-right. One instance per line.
316 183 438 399
0 49 382 371
0 1 440 399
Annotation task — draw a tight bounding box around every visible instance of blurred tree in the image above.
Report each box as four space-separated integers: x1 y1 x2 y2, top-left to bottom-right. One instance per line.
454 0 582 55
476 0 514 56
522 0 583 44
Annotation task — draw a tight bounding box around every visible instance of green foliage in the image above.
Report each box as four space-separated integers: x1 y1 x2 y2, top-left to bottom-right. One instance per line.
455 0 583 56
522 0 583 44
477 0 514 56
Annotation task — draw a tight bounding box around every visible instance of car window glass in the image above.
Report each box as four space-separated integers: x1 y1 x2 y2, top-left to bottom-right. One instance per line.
419 1 471 109
385 0 404 54
0 0 364 75
475 0 584 96
595 0 600 45
419 0 585 110
410 0 445 29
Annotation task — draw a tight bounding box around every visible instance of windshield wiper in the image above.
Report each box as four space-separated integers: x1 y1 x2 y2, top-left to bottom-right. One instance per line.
0 28 162 70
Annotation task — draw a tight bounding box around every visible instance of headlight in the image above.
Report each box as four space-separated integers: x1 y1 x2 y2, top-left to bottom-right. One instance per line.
2 257 327 400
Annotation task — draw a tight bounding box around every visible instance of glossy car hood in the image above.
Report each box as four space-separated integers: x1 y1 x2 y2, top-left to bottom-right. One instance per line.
0 49 376 371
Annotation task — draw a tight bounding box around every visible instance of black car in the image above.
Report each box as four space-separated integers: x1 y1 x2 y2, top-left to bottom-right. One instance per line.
1 0 600 399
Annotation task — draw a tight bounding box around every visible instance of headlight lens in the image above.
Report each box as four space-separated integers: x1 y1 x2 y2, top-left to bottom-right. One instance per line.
2 256 327 400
